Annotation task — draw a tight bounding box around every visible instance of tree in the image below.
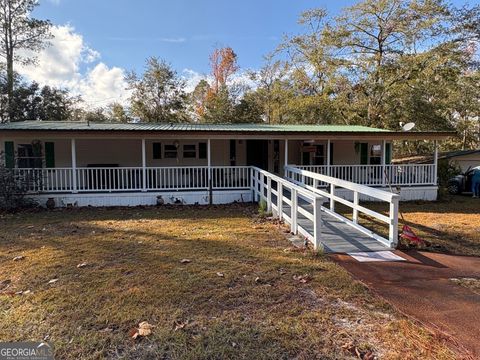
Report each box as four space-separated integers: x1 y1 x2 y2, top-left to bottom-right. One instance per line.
210 47 239 93
127 57 188 123
108 102 131 122
0 0 51 122
196 47 241 123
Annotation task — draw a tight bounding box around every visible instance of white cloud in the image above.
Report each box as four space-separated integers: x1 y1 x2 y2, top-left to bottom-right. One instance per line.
18 25 129 108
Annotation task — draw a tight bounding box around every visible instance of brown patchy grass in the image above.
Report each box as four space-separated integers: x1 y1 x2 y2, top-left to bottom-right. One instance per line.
0 204 459 359
338 195 480 257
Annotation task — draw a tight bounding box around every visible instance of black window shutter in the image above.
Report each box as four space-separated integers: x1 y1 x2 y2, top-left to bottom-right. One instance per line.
385 143 392 164
153 143 162 159
199 142 207 159
360 143 368 165
45 142 55 168
4 141 14 168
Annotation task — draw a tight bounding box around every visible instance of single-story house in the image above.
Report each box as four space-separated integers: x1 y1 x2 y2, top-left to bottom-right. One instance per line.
0 121 453 207
394 149 480 173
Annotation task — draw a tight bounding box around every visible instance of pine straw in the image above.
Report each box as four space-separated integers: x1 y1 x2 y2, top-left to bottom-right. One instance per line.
0 204 460 359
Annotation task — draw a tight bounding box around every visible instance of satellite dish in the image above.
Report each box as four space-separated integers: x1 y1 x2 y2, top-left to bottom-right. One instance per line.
402 122 415 131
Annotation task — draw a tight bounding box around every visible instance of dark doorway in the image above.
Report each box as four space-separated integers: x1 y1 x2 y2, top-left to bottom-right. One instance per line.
247 140 269 170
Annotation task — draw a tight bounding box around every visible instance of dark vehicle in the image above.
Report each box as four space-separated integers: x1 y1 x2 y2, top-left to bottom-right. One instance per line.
447 166 480 195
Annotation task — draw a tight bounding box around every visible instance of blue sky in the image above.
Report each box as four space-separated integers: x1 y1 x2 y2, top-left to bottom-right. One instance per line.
21 0 476 106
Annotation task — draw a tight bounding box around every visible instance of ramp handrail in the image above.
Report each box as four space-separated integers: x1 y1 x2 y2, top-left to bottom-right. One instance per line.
250 166 324 251
285 165 399 248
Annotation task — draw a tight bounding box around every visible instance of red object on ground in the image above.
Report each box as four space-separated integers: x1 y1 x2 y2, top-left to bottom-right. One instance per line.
400 224 424 245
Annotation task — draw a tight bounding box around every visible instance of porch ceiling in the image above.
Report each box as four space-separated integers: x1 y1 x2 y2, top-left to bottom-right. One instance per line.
0 121 455 140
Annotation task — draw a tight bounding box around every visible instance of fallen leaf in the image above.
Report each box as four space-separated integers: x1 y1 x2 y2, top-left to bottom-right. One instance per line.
48 279 59 284
293 274 312 284
173 320 189 331
216 272 224 277
131 321 155 339
13 256 25 261
180 259 191 264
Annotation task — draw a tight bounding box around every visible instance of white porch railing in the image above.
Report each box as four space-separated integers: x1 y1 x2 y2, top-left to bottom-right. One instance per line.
250 166 324 251
12 166 252 193
285 165 400 248
292 164 436 186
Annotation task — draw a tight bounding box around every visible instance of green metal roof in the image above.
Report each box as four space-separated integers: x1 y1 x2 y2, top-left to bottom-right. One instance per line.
0 121 391 133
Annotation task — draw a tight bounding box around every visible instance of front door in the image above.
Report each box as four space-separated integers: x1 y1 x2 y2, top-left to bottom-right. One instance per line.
247 140 269 170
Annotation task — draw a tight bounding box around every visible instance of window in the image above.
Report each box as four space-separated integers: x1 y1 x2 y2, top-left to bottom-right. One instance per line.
183 144 196 158
153 142 162 159
164 145 178 158
17 144 42 168
199 143 207 159
370 144 382 165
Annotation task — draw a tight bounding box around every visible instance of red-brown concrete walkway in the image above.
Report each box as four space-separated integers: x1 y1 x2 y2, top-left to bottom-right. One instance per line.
331 251 480 357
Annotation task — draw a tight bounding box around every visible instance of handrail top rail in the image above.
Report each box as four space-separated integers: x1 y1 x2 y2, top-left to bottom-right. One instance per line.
293 163 435 167
285 165 399 202
251 166 323 201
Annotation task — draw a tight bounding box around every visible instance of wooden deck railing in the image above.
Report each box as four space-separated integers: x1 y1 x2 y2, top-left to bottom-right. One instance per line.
250 166 324 251
12 166 252 193
292 164 436 186
285 165 400 248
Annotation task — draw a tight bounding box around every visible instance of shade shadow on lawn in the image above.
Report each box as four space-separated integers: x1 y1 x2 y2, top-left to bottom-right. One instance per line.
0 205 459 359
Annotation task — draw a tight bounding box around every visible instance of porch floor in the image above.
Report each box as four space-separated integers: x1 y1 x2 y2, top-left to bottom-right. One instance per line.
273 190 389 254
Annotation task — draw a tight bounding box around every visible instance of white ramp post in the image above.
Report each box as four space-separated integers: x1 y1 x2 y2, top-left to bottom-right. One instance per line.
326 139 331 176
141 139 147 192
284 139 289 178
433 140 438 185
260 172 265 201
381 140 386 187
208 139 212 204
353 191 359 224
266 176 272 212
71 139 77 194
277 182 283 220
313 196 323 252
330 184 335 212
291 188 298 234
389 196 400 248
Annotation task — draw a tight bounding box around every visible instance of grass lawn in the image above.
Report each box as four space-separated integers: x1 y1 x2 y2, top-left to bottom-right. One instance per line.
0 204 459 359
339 194 480 257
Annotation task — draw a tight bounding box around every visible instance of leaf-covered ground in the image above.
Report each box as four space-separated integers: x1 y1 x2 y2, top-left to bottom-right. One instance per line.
0 205 459 359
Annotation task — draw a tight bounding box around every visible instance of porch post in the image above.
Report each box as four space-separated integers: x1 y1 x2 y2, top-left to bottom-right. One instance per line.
208 139 212 204
71 139 77 194
433 140 438 185
284 139 288 178
381 140 386 187
326 139 331 176
141 139 147 192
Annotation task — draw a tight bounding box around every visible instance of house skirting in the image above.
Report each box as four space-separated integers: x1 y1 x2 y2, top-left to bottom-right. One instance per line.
29 190 253 208
335 186 438 202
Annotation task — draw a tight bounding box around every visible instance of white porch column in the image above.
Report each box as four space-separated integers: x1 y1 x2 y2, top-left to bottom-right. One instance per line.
71 139 77 194
433 140 438 185
208 139 212 204
141 139 147 192
381 140 386 187
284 139 288 178
326 139 331 176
